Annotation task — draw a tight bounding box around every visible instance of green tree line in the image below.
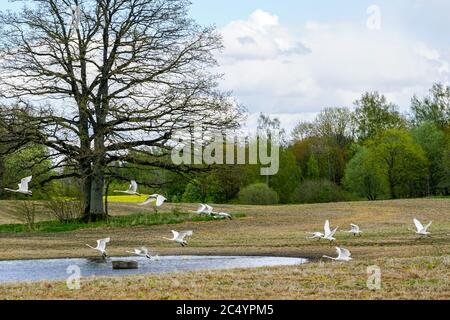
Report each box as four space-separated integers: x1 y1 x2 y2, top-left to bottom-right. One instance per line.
1 83 449 204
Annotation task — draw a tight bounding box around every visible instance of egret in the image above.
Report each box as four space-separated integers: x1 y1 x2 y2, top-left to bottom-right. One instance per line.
139 194 167 207
412 218 432 237
86 238 110 258
323 247 353 262
344 224 362 236
114 180 140 196
126 247 152 259
163 230 193 247
4 176 33 196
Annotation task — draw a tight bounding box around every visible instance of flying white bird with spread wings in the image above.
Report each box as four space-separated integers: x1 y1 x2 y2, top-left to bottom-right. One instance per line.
139 194 167 207
322 220 339 242
412 218 432 236
114 180 140 196
126 247 152 259
323 247 353 262
343 223 363 236
4 176 33 196
163 230 193 247
86 238 110 258
309 220 338 242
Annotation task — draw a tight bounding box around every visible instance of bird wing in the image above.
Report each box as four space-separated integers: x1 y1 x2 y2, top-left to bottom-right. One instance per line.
171 230 179 240
329 227 339 237
350 224 359 232
128 180 138 193
205 205 213 214
424 221 432 232
137 247 148 255
139 195 157 206
413 219 424 232
341 248 351 258
324 220 331 236
97 238 109 251
335 247 342 258
155 195 166 207
178 230 193 241
196 204 206 213
19 176 32 191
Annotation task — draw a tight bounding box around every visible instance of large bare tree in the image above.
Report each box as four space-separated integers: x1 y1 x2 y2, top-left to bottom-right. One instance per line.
0 0 243 221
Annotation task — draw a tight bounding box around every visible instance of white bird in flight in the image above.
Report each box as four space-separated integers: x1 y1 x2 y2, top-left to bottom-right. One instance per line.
4 176 33 196
86 238 110 258
344 223 363 236
126 247 152 259
323 247 353 262
163 230 193 247
412 218 432 237
139 194 167 207
114 180 140 196
322 220 339 242
309 220 338 242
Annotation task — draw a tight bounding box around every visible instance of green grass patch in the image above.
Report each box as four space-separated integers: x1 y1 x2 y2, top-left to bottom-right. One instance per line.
0 211 246 233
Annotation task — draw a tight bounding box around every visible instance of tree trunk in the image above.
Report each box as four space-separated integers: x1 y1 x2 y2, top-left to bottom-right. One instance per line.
89 163 105 221
81 171 92 217
0 155 5 198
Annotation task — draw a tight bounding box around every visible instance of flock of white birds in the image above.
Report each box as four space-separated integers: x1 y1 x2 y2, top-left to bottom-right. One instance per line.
309 218 434 262
3 176 445 263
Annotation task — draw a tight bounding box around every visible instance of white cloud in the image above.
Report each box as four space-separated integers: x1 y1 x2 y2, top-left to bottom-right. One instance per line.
217 9 450 130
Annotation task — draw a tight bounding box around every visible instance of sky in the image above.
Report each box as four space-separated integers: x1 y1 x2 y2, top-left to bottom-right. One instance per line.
1 1 449 132
189 0 450 131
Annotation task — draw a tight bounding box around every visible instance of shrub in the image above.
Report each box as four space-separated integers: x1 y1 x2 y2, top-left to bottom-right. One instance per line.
237 183 279 205
8 201 40 231
291 179 352 204
44 199 82 222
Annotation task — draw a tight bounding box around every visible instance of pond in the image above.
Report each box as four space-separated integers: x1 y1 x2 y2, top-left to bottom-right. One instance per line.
0 256 308 284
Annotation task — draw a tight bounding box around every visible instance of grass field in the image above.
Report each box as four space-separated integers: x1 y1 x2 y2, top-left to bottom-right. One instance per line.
0 199 449 300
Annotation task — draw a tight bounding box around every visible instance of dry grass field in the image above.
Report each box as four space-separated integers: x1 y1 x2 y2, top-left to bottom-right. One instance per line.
0 199 449 300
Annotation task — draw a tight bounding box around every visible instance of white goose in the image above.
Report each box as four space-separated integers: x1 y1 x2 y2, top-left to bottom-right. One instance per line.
344 223 362 236
323 247 353 262
126 247 152 259
114 180 140 196
86 238 110 258
4 176 33 196
412 218 432 237
139 194 167 207
163 230 193 247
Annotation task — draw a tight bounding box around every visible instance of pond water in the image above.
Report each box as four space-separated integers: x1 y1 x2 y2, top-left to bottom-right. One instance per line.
0 256 308 284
